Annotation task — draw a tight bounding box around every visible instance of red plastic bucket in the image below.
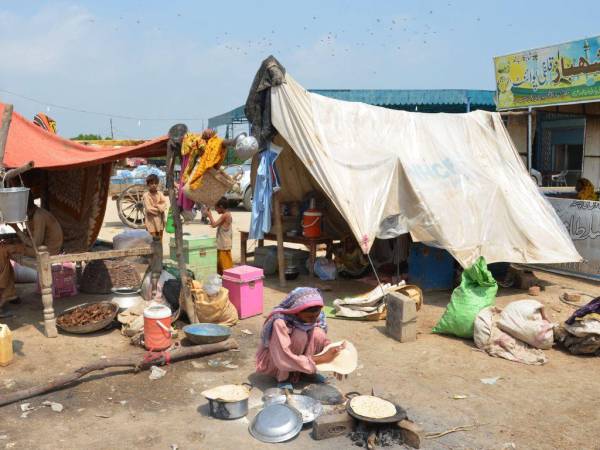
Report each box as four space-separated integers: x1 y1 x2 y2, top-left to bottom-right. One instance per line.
302 209 322 238
143 304 172 351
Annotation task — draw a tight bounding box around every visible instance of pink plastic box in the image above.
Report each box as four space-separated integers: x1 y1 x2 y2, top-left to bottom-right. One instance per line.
222 265 264 319
36 262 78 299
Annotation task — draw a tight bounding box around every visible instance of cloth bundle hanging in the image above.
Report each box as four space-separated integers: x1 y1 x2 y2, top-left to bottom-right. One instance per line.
183 133 234 206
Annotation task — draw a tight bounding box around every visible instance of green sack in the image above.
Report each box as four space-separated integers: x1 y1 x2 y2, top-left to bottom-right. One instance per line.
432 256 498 338
166 208 175 234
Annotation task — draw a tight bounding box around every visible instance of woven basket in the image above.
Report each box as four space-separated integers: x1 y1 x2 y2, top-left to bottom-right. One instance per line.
80 259 142 294
183 168 236 206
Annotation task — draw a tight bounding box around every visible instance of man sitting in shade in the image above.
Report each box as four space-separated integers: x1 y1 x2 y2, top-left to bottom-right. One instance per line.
0 196 63 315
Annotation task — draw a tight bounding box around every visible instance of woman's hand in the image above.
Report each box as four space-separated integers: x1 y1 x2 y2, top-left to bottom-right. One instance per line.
313 341 346 365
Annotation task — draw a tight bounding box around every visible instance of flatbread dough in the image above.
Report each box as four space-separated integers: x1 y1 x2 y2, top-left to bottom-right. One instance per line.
314 340 358 375
349 395 396 419
201 384 250 402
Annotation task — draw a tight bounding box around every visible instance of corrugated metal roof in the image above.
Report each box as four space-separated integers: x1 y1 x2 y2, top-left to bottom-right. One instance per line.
310 89 495 107
208 89 496 128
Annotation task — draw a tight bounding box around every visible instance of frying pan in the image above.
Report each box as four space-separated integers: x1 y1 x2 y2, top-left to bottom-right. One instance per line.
345 392 407 424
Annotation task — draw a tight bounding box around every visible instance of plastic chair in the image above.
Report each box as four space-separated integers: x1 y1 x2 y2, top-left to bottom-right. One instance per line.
551 170 568 186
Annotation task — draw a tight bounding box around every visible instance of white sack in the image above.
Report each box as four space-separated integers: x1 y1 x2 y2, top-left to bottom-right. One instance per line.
113 230 152 250
497 300 554 349
474 306 548 365
270 74 581 267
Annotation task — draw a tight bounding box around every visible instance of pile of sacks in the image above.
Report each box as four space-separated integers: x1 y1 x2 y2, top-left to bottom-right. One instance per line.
555 297 600 356
474 300 554 365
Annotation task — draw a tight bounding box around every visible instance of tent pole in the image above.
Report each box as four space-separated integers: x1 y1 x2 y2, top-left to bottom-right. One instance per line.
273 193 286 288
0 104 14 167
527 106 533 172
166 138 197 322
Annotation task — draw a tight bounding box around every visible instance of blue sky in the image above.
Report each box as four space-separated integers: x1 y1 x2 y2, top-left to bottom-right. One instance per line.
0 0 598 139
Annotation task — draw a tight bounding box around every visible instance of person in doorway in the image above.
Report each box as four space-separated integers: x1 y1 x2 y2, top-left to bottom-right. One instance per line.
142 174 168 240
255 287 344 390
205 197 233 274
2 197 64 313
575 178 598 201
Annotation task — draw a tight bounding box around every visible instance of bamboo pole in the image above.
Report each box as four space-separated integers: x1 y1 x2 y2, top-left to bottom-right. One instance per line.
273 193 286 287
166 128 197 323
0 104 13 166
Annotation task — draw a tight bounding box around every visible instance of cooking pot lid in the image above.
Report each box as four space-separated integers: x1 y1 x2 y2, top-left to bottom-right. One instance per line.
249 404 303 443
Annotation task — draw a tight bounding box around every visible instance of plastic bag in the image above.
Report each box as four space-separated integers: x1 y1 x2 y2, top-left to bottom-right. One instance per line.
203 274 222 296
432 257 498 338
314 257 337 281
11 260 38 283
166 208 175 234
497 300 554 349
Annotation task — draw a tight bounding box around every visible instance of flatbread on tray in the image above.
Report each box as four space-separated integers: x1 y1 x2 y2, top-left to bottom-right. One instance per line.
314 340 358 375
349 395 396 419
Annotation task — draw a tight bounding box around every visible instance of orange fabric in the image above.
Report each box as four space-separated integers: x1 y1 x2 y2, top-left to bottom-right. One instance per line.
1 103 168 169
187 136 226 189
217 250 233 275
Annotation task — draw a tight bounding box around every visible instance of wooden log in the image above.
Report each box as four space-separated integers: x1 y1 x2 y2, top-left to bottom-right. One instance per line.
273 193 286 287
0 104 13 165
49 246 153 264
166 137 196 323
37 247 58 338
0 339 238 407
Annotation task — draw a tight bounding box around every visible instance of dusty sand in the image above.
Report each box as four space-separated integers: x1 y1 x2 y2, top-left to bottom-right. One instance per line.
1 201 599 450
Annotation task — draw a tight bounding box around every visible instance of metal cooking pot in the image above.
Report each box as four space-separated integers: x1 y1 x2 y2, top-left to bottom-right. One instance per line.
111 287 143 312
206 383 253 420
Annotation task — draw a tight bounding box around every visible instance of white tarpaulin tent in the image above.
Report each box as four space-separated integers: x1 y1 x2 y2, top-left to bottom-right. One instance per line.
270 74 581 268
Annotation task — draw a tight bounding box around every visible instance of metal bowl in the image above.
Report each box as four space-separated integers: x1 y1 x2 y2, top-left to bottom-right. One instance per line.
249 404 303 443
110 287 143 312
56 301 118 334
183 323 231 345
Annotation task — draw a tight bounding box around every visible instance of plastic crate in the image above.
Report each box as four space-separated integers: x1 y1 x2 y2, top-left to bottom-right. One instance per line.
169 235 217 266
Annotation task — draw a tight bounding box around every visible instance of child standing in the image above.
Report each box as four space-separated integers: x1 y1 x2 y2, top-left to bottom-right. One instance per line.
205 197 233 274
142 174 168 240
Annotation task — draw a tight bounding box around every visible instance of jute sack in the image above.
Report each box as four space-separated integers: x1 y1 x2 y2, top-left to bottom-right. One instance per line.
191 281 238 326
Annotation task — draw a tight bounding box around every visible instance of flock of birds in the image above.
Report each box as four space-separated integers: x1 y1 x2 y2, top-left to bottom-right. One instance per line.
81 3 509 64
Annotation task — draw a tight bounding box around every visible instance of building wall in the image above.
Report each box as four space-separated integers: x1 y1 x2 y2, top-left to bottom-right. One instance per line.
583 116 600 187
506 114 537 166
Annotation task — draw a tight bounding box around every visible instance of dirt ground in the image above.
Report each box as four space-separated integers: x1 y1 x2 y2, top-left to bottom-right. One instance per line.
1 202 600 450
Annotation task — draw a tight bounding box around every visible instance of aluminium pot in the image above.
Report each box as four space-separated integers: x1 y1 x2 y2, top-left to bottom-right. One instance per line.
207 397 249 420
205 383 252 420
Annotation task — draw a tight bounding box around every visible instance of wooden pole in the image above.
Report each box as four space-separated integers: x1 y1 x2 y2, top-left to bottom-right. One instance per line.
166 135 197 323
0 339 238 406
38 246 58 338
273 193 286 287
0 104 13 166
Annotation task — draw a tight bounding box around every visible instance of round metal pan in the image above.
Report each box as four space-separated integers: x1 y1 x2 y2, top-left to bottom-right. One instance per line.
345 392 407 424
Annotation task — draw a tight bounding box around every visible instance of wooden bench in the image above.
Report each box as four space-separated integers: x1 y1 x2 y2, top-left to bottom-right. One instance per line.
36 243 160 338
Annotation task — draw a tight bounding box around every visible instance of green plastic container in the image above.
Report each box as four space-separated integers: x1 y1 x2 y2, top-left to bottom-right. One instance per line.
169 235 217 276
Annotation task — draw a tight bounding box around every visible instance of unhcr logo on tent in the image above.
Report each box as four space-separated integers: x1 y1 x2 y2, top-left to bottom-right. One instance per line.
406 158 459 181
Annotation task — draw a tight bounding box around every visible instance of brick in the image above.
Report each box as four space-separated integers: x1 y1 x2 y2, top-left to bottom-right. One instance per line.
398 419 424 449
386 292 418 343
312 411 356 440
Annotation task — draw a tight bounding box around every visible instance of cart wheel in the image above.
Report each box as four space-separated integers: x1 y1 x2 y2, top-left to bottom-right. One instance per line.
117 185 146 229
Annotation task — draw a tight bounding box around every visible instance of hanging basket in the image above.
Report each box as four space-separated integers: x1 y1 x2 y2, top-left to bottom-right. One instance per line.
183 168 236 206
